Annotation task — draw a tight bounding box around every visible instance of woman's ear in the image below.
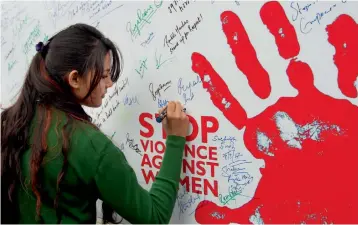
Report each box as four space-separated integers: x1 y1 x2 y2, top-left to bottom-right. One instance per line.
67 70 81 89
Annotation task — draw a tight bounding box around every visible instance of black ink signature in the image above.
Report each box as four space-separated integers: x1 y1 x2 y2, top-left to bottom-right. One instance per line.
149 81 172 101
126 133 142 156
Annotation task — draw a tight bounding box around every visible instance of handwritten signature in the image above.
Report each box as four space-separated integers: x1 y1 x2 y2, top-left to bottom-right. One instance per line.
177 186 201 219
141 32 155 47
126 133 142 156
135 58 148 78
290 1 347 34
157 98 169 108
155 49 175 69
177 76 202 105
126 0 163 41
149 81 172 101
212 135 237 151
221 159 252 179
219 184 244 205
123 94 140 106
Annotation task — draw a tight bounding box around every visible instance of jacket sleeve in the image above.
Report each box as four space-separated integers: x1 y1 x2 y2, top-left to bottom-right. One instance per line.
94 135 185 224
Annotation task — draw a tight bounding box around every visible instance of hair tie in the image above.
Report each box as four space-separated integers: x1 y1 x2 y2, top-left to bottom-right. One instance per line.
35 42 44 53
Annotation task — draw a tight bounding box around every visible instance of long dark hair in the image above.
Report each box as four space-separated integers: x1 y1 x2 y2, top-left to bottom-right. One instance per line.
1 23 122 223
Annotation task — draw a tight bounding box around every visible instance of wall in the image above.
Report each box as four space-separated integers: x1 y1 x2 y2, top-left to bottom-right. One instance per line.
1 0 358 224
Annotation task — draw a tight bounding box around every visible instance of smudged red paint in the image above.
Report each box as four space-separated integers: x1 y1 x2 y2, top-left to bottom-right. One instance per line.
220 11 271 99
260 1 300 59
191 53 247 129
327 14 358 98
191 3 358 224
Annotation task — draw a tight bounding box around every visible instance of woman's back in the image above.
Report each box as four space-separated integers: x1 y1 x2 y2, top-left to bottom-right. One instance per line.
18 108 101 223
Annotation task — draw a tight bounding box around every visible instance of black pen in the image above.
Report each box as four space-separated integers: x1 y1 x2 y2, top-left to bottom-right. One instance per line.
156 106 187 123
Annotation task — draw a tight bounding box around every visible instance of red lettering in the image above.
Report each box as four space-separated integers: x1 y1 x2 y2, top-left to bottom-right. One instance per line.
201 116 219 143
196 161 206 176
141 169 158 184
197 145 207 159
204 179 218 197
206 161 219 177
192 177 202 194
183 159 195 174
185 145 218 160
185 144 196 158
141 154 152 168
152 155 163 169
154 141 165 154
141 114 218 143
140 139 152 152
139 113 154 138
180 176 218 196
209 146 218 160
180 176 190 192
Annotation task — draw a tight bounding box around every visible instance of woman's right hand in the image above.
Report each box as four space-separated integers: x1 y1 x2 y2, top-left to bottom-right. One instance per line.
160 101 189 138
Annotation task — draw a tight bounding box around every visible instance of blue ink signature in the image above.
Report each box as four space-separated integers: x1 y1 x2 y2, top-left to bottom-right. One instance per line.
221 158 252 179
212 135 237 151
290 1 316 21
177 76 202 105
141 32 155 47
222 150 243 162
157 98 169 108
123 94 140 106
227 171 253 185
295 1 347 34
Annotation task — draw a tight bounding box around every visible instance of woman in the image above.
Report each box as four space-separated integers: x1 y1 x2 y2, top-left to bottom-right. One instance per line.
1 23 189 224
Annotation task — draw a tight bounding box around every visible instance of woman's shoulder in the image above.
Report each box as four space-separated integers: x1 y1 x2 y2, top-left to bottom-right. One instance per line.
51 108 115 156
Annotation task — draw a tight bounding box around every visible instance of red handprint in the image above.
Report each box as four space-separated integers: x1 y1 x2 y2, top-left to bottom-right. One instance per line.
191 1 358 224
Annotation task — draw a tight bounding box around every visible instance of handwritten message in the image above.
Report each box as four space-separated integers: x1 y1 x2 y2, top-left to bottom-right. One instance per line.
41 0 124 29
164 14 204 54
92 78 129 128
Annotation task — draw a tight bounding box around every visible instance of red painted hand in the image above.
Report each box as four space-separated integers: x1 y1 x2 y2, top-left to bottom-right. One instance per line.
191 1 358 224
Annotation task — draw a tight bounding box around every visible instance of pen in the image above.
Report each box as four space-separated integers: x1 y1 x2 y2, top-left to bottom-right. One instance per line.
156 106 187 123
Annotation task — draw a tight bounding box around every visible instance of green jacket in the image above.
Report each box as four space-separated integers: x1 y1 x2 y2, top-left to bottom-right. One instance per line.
17 108 185 224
